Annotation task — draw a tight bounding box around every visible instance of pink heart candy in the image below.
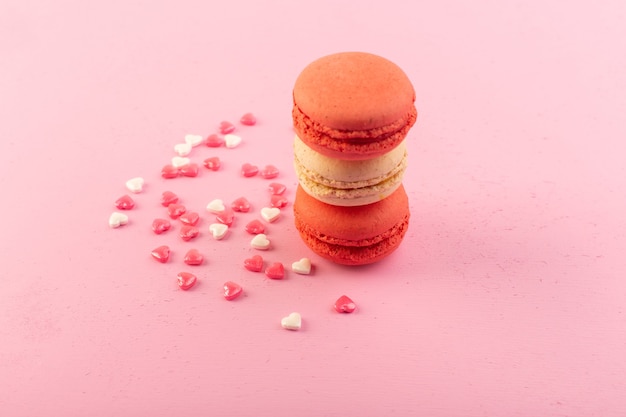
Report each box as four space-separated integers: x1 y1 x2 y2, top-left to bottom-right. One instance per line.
241 163 259 177
216 208 234 226
270 195 288 208
231 197 251 213
243 255 263 272
180 163 199 177
205 134 223 148
223 281 243 300
177 272 197 290
219 121 235 134
151 218 171 234
161 191 179 207
167 203 186 219
334 295 356 313
161 164 180 179
265 262 285 279
151 245 171 263
184 249 204 266
179 225 199 241
239 112 257 126
179 211 200 226
268 182 286 195
203 157 221 171
244 219 265 235
114 195 135 210
260 165 279 179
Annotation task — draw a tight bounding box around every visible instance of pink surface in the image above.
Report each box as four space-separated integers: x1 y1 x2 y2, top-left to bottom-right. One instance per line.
1 1 625 416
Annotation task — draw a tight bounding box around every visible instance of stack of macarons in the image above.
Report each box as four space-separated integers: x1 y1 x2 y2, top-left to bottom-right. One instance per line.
292 52 417 265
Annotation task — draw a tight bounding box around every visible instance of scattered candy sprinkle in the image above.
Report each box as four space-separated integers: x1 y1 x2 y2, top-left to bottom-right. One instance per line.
240 113 257 126
174 142 192 156
183 248 204 265
203 157 221 171
291 258 312 275
151 245 171 263
224 134 242 148
114 195 135 210
270 194 288 208
179 225 199 241
125 177 144 193
265 262 285 279
251 233 270 250
180 163 199 177
184 134 204 147
219 121 236 134
167 203 186 219
108 212 128 228
268 182 286 195
260 165 279 179
171 156 190 168
208 223 229 240
334 295 356 313
281 312 302 331
179 211 200 226
177 272 197 290
161 164 179 179
244 219 265 235
260 207 280 223
244 255 264 272
206 199 225 214
160 191 179 206
205 134 223 147
241 163 259 177
223 281 243 301
151 218 171 234
231 197 251 212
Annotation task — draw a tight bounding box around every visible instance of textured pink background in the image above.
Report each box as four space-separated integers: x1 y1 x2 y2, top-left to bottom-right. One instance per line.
1 1 625 416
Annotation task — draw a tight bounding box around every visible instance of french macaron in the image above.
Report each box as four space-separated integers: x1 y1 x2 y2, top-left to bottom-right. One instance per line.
293 135 408 206
293 184 410 265
292 51 417 160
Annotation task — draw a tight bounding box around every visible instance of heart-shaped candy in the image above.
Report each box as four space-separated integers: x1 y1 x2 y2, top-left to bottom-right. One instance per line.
184 249 204 265
179 211 200 226
240 112 257 126
244 219 265 235
167 203 186 219
281 312 301 331
261 207 280 223
243 255 263 272
206 199 225 214
151 245 170 263
241 163 258 177
259 165 279 179
224 134 242 148
115 195 135 210
209 223 229 240
177 272 197 290
125 177 144 193
205 134 223 147
265 262 285 279
108 212 129 228
174 142 192 156
231 197 251 212
291 258 312 275
219 120 235 134
161 191 179 206
334 295 356 313
161 164 179 179
171 156 191 168
203 156 221 171
223 281 243 301
216 208 234 226
270 195 288 208
180 163 199 177
179 225 199 241
184 134 203 147
251 233 270 250
151 218 171 234
268 182 286 195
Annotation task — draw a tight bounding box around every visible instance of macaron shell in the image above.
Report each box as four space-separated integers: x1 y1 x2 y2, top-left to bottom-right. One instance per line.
293 184 410 265
292 51 417 160
293 52 415 131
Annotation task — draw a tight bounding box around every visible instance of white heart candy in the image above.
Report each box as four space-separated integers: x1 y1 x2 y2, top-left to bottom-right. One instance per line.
206 199 225 214
250 233 270 250
281 312 301 331
174 142 192 156
209 223 228 240
291 258 312 275
260 207 280 223
184 134 203 147
108 212 129 228
171 156 191 168
224 134 242 148
125 177 144 193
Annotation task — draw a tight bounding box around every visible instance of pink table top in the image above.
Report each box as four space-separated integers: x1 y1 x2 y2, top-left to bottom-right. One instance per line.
1 1 625 416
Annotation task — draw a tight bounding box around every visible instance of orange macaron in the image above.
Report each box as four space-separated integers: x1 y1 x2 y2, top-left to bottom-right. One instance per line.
293 184 410 265
292 52 417 160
